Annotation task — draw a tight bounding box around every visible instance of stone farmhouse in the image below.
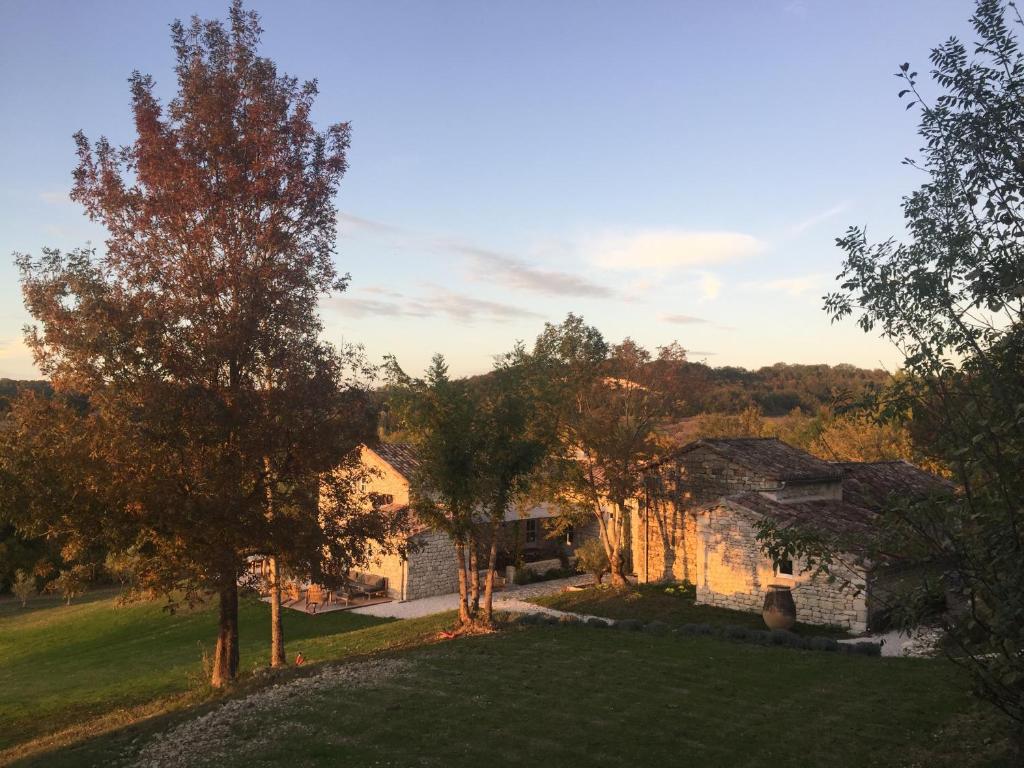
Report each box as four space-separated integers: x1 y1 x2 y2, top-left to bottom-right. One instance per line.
631 438 948 632
354 442 595 601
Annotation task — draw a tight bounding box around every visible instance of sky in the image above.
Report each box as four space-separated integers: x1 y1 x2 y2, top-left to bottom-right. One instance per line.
0 0 977 380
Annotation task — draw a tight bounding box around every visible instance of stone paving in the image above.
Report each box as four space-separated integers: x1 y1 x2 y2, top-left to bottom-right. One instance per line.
351 573 602 620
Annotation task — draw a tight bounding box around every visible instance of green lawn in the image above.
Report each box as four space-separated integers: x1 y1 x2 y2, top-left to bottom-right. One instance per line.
0 588 450 762
0 589 1010 767
531 583 852 636
24 622 1007 768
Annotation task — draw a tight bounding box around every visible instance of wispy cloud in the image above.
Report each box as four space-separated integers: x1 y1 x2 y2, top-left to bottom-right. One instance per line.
338 212 612 299
789 203 848 235
741 273 825 297
451 243 613 299
659 313 708 325
337 212 407 237
329 286 541 323
590 230 765 270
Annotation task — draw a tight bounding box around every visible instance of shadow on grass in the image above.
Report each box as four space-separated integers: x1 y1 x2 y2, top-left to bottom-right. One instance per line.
2 610 455 767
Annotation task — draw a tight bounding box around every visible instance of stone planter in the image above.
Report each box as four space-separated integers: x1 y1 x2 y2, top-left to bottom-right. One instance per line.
762 585 797 630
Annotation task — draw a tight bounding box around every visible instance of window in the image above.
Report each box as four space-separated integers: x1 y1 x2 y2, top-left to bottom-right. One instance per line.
379 494 394 506
565 525 575 546
525 518 538 544
777 559 794 578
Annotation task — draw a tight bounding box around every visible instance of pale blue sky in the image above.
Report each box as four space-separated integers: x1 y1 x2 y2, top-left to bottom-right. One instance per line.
0 1 973 379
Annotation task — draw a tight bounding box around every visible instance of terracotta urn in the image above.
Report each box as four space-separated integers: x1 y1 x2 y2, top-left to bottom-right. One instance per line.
762 584 797 630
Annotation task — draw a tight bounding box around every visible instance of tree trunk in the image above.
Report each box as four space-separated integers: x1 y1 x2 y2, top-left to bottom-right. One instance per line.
269 556 285 668
211 576 240 687
469 533 480 616
481 517 501 624
454 540 471 624
595 504 628 587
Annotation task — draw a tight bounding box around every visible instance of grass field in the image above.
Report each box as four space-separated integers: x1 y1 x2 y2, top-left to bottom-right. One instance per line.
23 622 1008 768
0 589 452 764
0 588 1010 767
531 582 852 636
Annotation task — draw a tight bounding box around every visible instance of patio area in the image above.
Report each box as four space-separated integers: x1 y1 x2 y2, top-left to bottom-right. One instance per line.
262 588 393 615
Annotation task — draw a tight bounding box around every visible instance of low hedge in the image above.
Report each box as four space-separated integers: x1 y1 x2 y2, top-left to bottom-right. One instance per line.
511 613 881 656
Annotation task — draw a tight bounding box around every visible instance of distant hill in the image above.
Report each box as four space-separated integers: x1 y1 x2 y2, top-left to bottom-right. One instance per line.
7 361 892 421
658 361 891 418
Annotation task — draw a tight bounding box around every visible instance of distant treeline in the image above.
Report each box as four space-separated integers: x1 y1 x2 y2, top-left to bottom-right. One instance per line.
0 379 52 412
4 363 890 421
661 361 891 417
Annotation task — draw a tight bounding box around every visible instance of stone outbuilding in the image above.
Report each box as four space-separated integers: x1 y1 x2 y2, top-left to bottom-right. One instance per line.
353 442 593 601
632 437 948 632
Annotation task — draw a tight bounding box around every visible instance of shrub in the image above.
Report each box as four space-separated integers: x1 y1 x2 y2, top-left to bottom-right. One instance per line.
724 625 751 641
644 620 670 634
574 539 609 585
586 617 610 629
841 641 882 657
748 629 772 645
679 623 715 636
558 614 583 626
47 567 89 606
769 629 796 646
810 636 840 652
11 570 34 608
616 618 643 631
662 581 697 599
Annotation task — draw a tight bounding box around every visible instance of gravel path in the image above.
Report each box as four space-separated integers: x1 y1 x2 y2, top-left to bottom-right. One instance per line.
838 626 941 657
130 658 411 768
350 574 596 619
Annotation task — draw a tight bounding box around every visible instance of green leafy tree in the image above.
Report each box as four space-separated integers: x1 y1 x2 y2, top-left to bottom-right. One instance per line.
762 0 1024 753
385 355 485 626
386 349 550 627
534 316 673 587
472 346 552 623
11 569 34 608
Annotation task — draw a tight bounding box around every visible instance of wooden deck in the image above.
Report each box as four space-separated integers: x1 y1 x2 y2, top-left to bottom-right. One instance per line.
262 593 393 615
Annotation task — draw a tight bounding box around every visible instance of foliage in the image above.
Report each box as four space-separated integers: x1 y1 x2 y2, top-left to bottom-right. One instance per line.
10 570 34 607
533 316 675 586
386 348 551 625
0 1 386 687
573 538 610 584
46 566 90 606
761 0 1024 744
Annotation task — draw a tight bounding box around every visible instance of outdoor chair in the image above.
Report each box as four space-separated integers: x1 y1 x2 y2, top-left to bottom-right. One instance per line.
306 584 325 613
345 572 387 600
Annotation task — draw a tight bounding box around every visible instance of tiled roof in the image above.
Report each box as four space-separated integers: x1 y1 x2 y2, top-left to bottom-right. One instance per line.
676 437 842 484
835 461 952 511
723 491 878 538
369 442 421 481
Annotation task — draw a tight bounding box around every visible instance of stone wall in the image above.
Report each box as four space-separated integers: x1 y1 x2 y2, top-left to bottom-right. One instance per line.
633 446 845 587
631 500 698 584
694 503 868 631
633 445 776 584
405 528 459 600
